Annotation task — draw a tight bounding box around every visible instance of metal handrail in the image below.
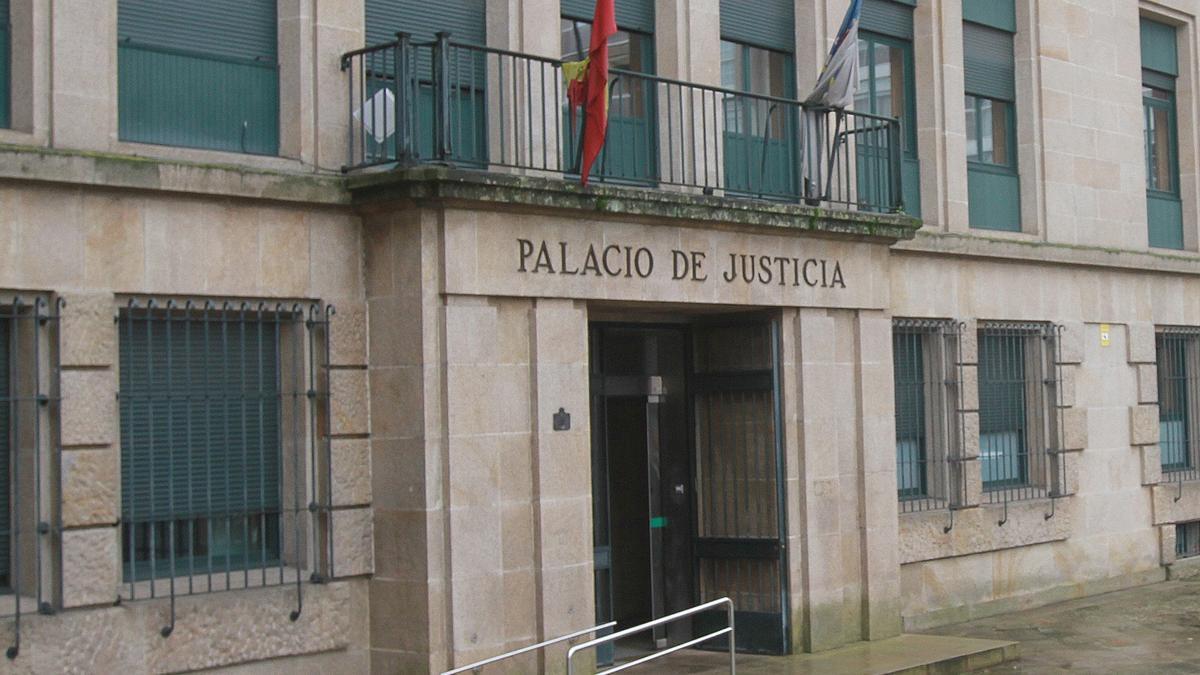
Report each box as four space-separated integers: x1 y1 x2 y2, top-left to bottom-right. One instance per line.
566 597 735 675
441 621 616 675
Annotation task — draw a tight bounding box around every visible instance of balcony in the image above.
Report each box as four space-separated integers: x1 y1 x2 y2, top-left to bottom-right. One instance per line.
341 34 905 215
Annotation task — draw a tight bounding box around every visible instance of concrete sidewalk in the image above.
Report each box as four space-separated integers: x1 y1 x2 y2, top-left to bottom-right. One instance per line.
631 633 1016 673
927 578 1200 673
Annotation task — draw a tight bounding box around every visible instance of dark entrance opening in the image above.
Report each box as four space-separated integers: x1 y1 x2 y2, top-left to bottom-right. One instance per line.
590 317 789 663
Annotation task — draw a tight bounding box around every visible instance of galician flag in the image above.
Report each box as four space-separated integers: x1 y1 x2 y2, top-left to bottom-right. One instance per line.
562 0 617 186
805 0 862 108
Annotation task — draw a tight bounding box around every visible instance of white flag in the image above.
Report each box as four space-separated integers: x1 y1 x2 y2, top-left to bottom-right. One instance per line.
805 0 862 109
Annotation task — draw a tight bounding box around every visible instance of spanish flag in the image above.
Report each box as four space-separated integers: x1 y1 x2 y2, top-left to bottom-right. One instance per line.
563 0 617 186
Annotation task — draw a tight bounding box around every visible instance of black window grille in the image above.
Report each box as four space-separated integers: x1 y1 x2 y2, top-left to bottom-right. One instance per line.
1178 521 1200 559
893 319 965 513
0 296 63 659
117 299 333 635
977 322 1065 505
1157 329 1199 481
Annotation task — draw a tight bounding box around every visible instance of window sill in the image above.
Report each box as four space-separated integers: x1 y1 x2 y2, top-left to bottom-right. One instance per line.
899 497 1072 564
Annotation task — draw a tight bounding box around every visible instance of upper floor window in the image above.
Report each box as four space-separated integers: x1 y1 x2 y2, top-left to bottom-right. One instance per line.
718 0 795 199
117 0 279 155
561 0 656 183
1141 17 1183 250
858 0 919 215
962 0 1019 231
0 0 10 129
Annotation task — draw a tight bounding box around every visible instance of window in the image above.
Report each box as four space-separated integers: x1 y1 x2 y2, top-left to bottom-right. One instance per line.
893 319 964 512
117 301 333 605
117 0 279 155
858 0 919 214
0 296 61 652
978 322 1062 503
0 0 9 129
1141 18 1183 249
1157 330 1198 477
560 9 656 183
720 40 796 197
1178 522 1200 559
962 0 1020 231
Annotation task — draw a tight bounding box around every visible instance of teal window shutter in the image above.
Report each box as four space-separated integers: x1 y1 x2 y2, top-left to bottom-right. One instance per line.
962 0 1015 32
861 0 914 40
1157 334 1191 471
0 318 9 588
978 332 1028 488
893 330 927 497
719 0 794 52
562 0 654 33
117 0 279 155
0 0 9 129
365 0 486 46
964 18 1019 231
119 312 282 581
1141 18 1178 77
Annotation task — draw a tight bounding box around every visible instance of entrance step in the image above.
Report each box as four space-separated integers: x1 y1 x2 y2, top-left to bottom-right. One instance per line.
663 634 1018 674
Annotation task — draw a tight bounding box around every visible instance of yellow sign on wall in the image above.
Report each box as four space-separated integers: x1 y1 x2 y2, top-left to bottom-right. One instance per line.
1100 324 1111 347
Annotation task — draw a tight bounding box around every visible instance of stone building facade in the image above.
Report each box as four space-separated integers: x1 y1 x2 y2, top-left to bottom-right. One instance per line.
0 0 1197 673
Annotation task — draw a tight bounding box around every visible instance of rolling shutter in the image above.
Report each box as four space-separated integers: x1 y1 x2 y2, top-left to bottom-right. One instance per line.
1141 18 1178 77
861 0 913 40
366 0 486 46
561 0 654 34
963 22 1014 100
962 0 1015 33
118 0 276 63
720 0 794 52
119 317 281 560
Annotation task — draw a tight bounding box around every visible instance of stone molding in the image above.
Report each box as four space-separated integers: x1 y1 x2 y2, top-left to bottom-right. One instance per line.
899 499 1072 565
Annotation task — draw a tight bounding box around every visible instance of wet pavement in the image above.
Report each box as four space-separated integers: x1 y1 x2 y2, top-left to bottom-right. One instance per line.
928 578 1200 673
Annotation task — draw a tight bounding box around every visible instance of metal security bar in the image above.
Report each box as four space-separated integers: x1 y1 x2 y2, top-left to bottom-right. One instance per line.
0 296 63 660
341 34 903 212
1177 522 1200 559
892 319 965 517
1157 328 1200 483
116 299 334 637
977 322 1065 515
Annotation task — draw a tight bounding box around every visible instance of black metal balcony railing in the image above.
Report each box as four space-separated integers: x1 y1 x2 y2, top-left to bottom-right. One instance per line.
341 33 903 212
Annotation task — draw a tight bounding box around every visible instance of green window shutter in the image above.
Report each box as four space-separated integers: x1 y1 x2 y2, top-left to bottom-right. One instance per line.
119 315 281 580
963 22 1015 100
117 0 279 155
119 0 275 63
893 330 926 496
366 0 486 46
862 0 913 40
978 333 1027 486
720 0 794 52
562 0 654 34
1158 334 1191 470
0 0 9 129
0 319 9 586
962 0 1015 32
1141 18 1178 76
